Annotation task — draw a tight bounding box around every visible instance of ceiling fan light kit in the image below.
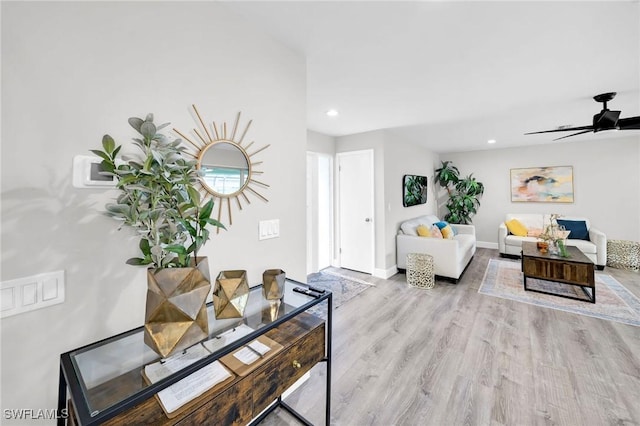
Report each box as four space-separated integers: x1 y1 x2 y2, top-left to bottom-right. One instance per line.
525 92 640 141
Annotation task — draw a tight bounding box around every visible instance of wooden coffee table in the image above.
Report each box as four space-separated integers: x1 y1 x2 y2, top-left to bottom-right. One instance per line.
521 241 596 303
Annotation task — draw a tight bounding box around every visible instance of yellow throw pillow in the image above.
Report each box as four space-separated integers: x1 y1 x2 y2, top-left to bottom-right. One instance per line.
505 219 528 237
440 224 454 239
416 224 431 237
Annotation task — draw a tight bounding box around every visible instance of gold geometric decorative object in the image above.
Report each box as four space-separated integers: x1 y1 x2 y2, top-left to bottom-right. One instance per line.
262 300 282 323
213 270 249 319
144 257 211 358
173 106 270 232
262 269 286 300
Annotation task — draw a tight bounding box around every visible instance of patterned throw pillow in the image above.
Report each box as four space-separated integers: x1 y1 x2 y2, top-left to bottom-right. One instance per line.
434 220 456 239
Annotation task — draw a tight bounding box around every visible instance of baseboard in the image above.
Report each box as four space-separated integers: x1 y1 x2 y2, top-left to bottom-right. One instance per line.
373 265 398 279
478 241 499 250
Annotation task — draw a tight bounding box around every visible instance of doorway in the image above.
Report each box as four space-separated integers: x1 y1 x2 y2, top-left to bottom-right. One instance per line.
306 152 334 275
337 150 374 274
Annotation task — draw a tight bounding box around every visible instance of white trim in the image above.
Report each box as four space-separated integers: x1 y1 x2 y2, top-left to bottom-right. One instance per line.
477 241 499 249
373 265 398 279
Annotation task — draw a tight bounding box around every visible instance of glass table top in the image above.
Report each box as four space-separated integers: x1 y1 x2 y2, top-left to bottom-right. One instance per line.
63 279 329 418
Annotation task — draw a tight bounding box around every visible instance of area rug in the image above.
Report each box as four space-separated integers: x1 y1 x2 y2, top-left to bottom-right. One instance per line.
479 259 640 327
305 270 375 317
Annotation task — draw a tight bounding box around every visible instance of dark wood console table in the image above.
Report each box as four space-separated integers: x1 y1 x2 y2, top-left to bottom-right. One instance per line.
58 280 332 425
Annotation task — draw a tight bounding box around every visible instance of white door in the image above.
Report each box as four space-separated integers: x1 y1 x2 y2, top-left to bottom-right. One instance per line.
338 150 374 274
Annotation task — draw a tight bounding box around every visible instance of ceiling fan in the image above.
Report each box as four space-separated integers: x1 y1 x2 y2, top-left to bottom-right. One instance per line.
525 92 640 141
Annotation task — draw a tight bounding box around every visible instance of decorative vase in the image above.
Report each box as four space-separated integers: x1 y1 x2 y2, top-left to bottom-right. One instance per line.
558 239 569 257
549 240 560 256
262 269 286 300
213 270 249 318
537 241 549 253
144 257 211 358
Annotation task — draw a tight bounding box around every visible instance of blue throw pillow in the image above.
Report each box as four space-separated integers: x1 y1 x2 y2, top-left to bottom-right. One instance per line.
556 219 590 241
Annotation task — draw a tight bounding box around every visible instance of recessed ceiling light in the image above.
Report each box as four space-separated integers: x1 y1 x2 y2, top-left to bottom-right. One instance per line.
487 139 496 144
326 109 339 117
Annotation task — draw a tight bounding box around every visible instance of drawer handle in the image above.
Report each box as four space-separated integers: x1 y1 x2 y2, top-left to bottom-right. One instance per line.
292 360 301 369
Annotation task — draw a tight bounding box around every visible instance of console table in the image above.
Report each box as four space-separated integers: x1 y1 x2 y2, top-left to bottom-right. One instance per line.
57 279 332 425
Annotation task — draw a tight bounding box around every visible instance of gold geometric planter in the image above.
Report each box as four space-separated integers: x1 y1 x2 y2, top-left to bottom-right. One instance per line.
213 270 249 319
144 257 211 358
262 269 286 300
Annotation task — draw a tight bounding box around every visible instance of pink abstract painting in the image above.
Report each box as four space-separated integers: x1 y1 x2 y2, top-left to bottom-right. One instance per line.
510 166 574 203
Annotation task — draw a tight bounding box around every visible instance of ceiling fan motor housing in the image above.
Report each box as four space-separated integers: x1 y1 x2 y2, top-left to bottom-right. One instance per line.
593 109 620 132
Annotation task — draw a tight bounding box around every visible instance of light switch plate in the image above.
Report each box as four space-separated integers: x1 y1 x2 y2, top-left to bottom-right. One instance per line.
259 219 280 240
1 270 65 318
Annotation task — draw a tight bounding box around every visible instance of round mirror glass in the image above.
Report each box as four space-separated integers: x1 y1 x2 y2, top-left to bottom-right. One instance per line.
199 142 250 196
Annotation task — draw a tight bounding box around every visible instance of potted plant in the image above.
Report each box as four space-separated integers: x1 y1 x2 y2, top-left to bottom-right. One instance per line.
434 160 484 224
92 113 225 358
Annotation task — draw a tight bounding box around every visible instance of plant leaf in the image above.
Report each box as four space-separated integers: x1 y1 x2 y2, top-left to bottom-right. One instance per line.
128 117 144 133
102 135 116 153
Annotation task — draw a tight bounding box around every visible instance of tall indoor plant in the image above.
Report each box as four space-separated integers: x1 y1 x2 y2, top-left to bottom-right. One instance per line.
434 160 484 224
92 113 225 357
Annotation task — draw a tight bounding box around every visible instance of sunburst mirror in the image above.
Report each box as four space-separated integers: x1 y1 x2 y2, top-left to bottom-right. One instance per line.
173 105 270 232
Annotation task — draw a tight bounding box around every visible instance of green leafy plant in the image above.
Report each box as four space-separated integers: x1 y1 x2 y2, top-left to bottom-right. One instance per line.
403 175 428 207
91 113 225 268
434 160 484 224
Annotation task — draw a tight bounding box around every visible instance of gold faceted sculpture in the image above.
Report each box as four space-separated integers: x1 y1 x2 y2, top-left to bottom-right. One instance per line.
213 270 249 318
262 269 286 300
144 257 211 358
262 300 282 323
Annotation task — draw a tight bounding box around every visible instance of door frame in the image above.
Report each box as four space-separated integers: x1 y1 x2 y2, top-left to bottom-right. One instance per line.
336 149 375 273
306 151 334 274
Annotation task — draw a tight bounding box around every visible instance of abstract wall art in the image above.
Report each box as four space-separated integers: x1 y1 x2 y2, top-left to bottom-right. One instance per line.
510 166 574 203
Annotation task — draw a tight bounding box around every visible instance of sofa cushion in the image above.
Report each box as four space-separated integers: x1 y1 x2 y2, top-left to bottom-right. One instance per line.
505 218 528 237
505 235 539 247
505 213 545 230
399 215 439 235
454 234 475 253
564 239 597 254
557 219 590 241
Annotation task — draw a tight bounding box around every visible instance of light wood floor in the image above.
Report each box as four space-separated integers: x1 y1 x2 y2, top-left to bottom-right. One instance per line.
263 248 640 426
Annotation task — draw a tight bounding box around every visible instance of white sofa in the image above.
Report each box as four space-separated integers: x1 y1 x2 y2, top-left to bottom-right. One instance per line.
498 213 607 269
397 215 476 282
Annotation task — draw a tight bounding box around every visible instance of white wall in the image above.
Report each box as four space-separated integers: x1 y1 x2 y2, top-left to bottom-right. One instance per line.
307 130 336 155
442 136 640 246
306 131 336 273
383 131 440 270
1 2 306 422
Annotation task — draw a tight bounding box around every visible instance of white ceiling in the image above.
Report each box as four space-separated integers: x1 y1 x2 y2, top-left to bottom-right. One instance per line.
225 1 640 153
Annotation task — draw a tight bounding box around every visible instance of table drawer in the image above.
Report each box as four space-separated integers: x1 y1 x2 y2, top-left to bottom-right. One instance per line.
252 323 325 414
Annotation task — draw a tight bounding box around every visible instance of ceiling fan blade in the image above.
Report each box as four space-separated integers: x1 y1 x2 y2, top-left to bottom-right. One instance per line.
618 116 640 130
524 125 593 135
553 130 593 141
